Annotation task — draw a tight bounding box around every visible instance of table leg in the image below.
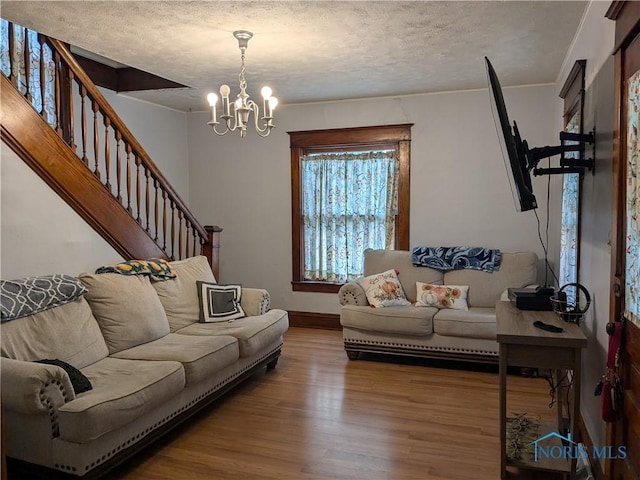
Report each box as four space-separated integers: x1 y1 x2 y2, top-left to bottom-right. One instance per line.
500 346 507 479
570 350 582 480
556 369 564 433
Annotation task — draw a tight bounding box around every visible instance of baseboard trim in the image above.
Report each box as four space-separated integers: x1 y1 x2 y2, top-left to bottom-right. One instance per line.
577 412 604 480
288 311 341 330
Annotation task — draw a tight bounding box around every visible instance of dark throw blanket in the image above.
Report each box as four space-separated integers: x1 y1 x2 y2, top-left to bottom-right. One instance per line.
411 246 502 273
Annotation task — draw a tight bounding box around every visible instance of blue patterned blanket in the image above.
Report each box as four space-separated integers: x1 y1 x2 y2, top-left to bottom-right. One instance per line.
411 246 502 273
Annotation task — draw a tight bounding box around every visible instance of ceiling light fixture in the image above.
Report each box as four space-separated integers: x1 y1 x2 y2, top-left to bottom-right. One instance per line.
206 30 277 138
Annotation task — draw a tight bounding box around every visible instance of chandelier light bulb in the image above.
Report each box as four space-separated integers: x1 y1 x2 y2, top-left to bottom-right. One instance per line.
235 97 243 109
269 96 278 110
219 84 231 98
261 86 272 99
207 92 218 107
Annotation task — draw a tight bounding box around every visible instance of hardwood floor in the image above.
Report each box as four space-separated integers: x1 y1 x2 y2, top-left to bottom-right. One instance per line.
106 327 561 480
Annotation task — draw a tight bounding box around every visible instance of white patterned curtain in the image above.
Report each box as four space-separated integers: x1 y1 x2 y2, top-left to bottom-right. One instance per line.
301 150 399 283
625 71 640 326
558 112 581 303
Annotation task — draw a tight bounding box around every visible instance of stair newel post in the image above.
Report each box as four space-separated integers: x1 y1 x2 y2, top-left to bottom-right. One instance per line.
104 117 111 192
203 225 222 281
115 130 122 203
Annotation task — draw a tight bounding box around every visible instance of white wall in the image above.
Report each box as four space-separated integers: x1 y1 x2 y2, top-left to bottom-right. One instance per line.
188 84 559 314
554 0 616 458
1 143 123 277
1 92 190 279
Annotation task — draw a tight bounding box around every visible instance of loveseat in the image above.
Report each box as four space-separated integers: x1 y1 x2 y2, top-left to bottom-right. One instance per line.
338 249 538 362
0 255 289 479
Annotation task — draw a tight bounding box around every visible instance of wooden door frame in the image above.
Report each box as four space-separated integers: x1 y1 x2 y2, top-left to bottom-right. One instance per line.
605 2 640 479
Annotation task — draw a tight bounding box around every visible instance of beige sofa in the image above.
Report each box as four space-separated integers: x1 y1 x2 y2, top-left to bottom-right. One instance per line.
338 249 538 362
0 256 289 479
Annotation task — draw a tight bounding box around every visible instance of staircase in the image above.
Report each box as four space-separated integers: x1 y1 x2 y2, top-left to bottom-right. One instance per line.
0 20 221 278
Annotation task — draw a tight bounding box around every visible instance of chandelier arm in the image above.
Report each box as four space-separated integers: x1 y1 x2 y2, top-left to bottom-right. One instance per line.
210 123 230 136
247 100 273 136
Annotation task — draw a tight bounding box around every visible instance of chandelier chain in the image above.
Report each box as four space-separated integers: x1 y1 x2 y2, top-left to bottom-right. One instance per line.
238 51 247 96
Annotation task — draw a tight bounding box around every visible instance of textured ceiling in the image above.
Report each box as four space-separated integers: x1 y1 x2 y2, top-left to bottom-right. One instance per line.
1 1 588 112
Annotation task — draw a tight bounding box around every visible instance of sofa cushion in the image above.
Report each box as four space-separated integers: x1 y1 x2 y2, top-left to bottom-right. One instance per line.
112 333 239 385
358 269 410 307
79 273 170 354
176 309 289 357
0 297 109 368
57 357 185 443
364 249 443 302
340 304 436 336
415 283 469 310
197 282 246 322
443 252 538 307
152 256 216 332
433 307 496 339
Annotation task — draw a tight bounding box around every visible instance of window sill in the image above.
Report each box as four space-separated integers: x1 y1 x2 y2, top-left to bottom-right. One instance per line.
292 281 343 293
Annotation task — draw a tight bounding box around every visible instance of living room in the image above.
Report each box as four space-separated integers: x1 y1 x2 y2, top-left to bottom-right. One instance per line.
1 1 638 479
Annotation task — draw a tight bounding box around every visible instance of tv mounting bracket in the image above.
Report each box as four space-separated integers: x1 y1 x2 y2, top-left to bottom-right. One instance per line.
529 129 596 176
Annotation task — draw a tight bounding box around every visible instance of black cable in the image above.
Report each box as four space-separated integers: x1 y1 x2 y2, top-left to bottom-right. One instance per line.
534 209 559 288
545 370 569 409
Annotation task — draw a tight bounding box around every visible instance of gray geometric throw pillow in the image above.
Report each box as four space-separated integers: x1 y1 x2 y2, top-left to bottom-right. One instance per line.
0 274 88 323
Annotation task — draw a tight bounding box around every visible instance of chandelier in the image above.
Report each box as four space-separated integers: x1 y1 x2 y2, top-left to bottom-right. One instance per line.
206 30 277 138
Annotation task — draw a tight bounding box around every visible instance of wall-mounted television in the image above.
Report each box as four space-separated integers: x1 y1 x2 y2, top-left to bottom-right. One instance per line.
485 57 595 213
485 57 537 212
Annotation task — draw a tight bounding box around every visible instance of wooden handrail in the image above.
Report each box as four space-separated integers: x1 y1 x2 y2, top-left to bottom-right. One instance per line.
46 38 208 241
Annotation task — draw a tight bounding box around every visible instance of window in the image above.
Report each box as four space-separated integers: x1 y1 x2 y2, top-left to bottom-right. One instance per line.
558 60 585 302
290 124 411 293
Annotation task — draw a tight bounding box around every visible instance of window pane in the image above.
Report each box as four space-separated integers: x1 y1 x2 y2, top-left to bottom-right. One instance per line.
301 150 398 283
558 112 580 303
625 70 640 326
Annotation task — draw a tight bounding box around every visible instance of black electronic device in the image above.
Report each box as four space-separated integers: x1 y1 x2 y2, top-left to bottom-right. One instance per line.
485 57 596 212
508 287 554 311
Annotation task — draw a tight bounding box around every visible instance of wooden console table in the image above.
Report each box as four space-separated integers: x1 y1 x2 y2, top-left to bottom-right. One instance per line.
496 300 587 479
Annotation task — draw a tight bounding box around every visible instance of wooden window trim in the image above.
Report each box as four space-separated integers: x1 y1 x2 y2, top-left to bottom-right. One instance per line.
558 60 586 287
289 124 412 293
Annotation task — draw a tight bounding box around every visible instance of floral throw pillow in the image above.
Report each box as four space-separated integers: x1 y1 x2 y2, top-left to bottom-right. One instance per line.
415 282 469 310
358 269 410 308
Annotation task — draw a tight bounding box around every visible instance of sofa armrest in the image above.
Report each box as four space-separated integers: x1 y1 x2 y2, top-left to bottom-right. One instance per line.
338 280 369 306
1 357 75 415
241 288 271 316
